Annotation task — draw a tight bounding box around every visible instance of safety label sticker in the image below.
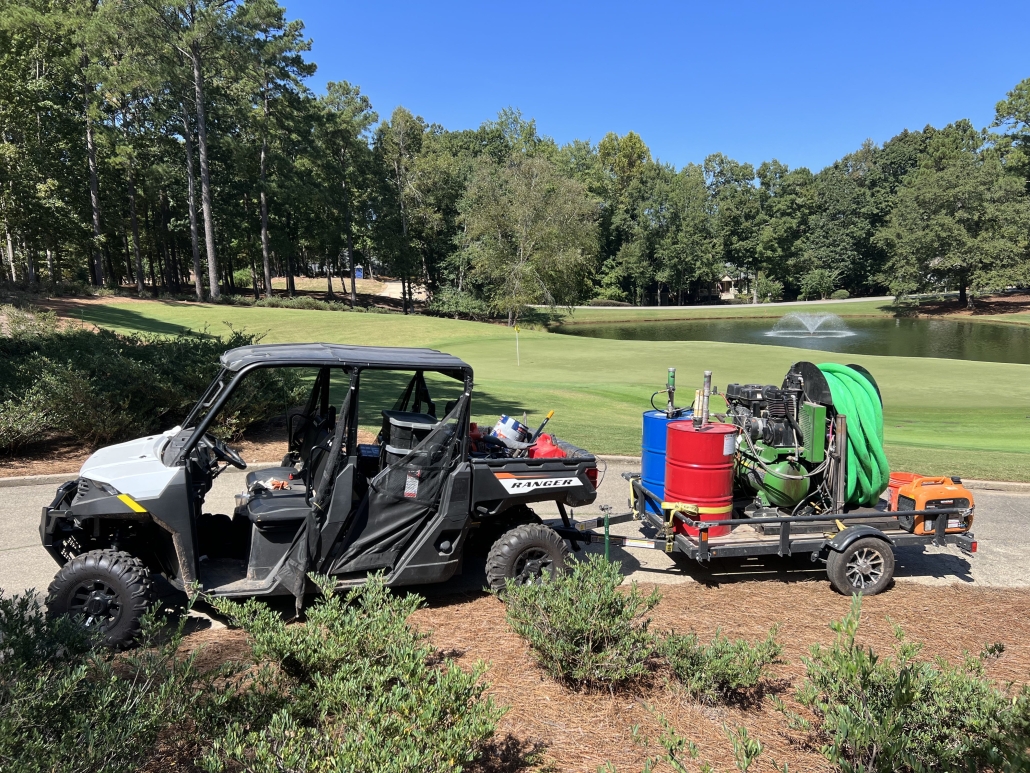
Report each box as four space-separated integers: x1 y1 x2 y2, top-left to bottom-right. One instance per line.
404 472 420 498
723 433 737 456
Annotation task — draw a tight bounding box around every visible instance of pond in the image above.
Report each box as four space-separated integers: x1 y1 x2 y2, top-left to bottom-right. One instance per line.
555 312 1030 365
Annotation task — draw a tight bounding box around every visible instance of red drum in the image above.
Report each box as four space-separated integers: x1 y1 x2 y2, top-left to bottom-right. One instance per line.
665 422 738 538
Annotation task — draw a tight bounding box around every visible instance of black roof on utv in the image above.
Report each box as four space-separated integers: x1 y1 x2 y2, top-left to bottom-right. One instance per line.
220 343 472 376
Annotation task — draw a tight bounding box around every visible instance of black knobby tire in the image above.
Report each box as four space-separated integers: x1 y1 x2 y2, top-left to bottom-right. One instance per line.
485 523 570 592
826 537 895 596
47 549 152 647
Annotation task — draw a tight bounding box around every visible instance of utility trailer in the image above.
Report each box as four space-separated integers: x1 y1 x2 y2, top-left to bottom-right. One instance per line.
548 363 979 595
560 473 977 595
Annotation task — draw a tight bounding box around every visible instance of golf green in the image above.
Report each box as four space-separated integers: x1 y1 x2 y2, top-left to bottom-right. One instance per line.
70 300 1030 482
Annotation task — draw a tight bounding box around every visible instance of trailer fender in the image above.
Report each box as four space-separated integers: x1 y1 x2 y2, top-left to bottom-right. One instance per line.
822 525 893 559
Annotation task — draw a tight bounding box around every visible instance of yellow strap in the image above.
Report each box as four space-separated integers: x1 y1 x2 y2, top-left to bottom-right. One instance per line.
117 494 148 513
662 502 732 515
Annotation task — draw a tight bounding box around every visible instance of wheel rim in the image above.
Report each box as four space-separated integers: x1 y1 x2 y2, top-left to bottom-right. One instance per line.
845 547 884 589
512 547 554 585
68 579 122 630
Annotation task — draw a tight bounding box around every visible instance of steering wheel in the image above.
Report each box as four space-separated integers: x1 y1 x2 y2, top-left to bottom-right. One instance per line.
211 437 247 469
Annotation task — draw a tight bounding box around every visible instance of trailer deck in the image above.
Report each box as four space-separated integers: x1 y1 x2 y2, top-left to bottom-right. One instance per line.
553 473 977 594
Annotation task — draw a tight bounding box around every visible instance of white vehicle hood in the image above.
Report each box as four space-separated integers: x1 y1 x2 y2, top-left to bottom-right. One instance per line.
79 427 181 500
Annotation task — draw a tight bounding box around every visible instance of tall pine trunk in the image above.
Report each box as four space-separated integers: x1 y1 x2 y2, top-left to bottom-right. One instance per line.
83 82 104 287
191 44 218 299
341 148 356 308
260 85 272 298
5 222 16 282
181 107 204 300
126 156 145 294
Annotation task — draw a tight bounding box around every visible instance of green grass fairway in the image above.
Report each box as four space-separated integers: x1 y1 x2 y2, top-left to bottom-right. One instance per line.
71 300 1030 482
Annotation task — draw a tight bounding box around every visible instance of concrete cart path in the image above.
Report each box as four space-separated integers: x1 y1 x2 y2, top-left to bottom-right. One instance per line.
2 462 1027 598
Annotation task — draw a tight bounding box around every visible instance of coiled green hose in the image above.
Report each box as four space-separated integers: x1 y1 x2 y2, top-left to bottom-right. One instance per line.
817 363 890 506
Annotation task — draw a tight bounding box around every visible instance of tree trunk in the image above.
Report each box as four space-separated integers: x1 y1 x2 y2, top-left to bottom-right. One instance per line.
84 87 104 287
250 254 259 299
341 150 356 308
958 284 968 307
23 239 37 285
5 222 16 282
159 191 174 291
191 44 218 299
46 244 55 283
259 83 273 299
752 271 759 304
181 108 204 300
126 157 145 294
326 261 334 298
123 231 133 285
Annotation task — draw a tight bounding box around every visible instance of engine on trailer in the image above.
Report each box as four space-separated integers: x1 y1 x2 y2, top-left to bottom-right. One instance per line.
724 362 836 511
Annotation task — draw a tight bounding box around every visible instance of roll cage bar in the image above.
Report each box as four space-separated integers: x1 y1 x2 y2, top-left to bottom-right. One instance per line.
175 362 474 465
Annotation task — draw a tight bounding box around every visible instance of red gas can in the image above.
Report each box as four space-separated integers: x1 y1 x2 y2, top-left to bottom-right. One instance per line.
664 422 738 538
528 434 567 459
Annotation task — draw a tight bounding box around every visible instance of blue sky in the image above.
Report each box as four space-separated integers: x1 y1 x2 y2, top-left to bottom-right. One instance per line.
283 0 1029 172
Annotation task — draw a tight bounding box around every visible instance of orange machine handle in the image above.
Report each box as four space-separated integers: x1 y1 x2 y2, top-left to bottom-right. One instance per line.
915 476 952 486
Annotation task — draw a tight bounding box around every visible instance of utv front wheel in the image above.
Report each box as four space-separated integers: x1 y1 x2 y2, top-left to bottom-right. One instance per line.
486 524 570 591
47 549 152 647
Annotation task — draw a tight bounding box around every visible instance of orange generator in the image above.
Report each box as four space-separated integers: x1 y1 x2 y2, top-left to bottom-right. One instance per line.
890 475 975 535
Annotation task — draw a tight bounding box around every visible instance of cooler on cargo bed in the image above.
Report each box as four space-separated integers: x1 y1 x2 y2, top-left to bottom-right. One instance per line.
381 410 438 466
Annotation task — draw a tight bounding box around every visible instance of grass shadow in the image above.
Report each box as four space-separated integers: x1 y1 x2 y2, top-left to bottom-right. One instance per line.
73 303 208 337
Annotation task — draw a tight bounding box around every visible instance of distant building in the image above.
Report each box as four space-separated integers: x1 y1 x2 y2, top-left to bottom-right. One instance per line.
719 275 739 300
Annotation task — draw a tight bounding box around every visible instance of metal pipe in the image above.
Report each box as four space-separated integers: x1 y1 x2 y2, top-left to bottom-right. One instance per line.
700 370 712 427
666 368 676 417
834 414 848 512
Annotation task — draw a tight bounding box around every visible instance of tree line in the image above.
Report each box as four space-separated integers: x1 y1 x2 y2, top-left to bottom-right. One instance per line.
2 0 1029 319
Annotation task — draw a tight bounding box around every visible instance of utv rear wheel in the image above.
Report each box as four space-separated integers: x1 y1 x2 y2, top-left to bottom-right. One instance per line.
47 549 152 647
826 537 895 596
486 524 570 592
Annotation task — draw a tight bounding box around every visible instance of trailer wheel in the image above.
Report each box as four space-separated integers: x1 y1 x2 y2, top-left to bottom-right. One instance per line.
486 524 569 592
826 537 894 596
46 549 152 647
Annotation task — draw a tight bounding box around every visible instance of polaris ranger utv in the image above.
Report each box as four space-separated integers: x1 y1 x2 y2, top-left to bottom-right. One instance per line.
40 343 598 645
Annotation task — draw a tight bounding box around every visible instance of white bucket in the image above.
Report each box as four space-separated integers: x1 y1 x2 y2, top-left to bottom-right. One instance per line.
490 415 531 448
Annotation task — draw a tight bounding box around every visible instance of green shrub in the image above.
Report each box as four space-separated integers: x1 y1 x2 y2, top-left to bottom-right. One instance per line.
784 596 1030 773
204 575 504 773
830 289 850 300
0 307 303 451
662 626 783 704
800 268 842 300
587 298 632 307
601 716 769 773
427 287 493 320
755 274 784 303
501 555 662 689
231 268 253 289
0 591 225 773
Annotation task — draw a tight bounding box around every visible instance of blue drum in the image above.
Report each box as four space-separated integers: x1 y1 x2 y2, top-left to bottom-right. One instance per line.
641 410 691 515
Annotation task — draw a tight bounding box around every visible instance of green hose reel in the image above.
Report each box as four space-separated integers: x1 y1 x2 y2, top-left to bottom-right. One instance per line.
817 363 890 507
728 361 890 511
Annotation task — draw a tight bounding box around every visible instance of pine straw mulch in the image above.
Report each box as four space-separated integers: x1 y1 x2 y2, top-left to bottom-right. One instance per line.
168 581 1030 773
406 581 1030 772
